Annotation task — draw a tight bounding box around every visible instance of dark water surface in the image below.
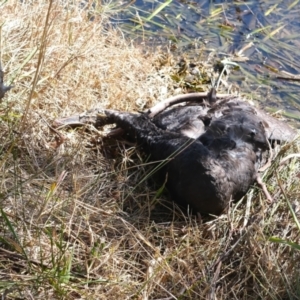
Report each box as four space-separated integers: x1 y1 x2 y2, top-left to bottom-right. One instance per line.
110 0 300 126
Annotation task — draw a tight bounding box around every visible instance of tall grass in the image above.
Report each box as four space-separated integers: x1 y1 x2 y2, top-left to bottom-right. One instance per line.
0 1 299 299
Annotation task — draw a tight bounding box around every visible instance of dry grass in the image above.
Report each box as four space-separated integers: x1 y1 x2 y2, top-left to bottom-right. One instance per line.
0 1 300 299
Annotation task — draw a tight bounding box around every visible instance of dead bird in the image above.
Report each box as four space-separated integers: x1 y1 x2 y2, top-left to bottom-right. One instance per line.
54 93 296 215
100 108 269 215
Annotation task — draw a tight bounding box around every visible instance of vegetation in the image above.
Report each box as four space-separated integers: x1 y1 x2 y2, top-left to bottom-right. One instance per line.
0 1 300 299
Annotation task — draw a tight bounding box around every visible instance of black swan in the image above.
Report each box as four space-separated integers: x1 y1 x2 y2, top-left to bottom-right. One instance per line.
54 93 297 215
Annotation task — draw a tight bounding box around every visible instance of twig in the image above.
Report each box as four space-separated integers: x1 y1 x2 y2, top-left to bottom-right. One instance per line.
279 153 300 165
274 76 300 82
255 174 273 203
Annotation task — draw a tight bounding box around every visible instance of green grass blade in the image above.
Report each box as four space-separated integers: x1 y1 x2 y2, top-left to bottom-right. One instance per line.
269 237 300 251
0 207 28 260
134 0 173 30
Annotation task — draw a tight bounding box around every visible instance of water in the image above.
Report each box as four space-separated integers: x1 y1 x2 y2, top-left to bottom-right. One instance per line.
109 0 300 125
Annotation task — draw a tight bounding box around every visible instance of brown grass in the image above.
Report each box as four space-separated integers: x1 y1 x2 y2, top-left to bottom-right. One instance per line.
0 1 300 299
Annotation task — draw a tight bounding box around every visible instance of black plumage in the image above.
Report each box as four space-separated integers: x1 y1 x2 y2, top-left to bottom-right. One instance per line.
102 107 267 215
55 96 297 215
